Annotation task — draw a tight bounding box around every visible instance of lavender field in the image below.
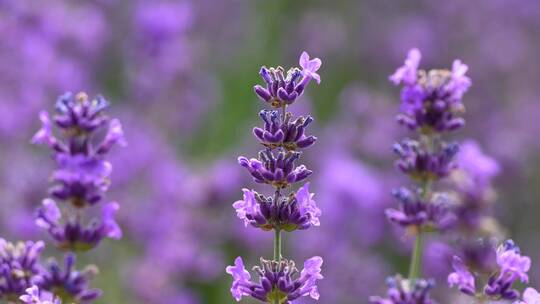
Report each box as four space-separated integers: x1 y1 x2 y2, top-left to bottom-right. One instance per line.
1 1 540 303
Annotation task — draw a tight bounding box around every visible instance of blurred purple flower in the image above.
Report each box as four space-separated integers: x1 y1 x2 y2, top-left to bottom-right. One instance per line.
448 256 476 296
20 286 61 304
514 288 540 304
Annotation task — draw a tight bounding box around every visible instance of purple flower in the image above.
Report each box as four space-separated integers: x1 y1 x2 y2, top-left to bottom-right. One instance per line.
225 257 252 301
386 187 456 230
447 256 476 296
31 111 60 151
514 288 540 304
40 253 101 302
389 48 421 86
370 275 436 304
295 182 321 227
50 154 112 207
20 286 61 304
233 183 321 232
390 48 470 133
253 51 322 107
299 51 322 84
238 150 312 188
0 239 45 300
253 110 317 151
393 139 459 182
449 240 531 301
35 199 121 251
233 189 262 228
226 256 323 303
495 240 531 283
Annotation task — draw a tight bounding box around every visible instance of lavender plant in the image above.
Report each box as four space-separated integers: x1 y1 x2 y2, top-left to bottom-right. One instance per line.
226 52 323 303
0 92 125 303
370 48 471 303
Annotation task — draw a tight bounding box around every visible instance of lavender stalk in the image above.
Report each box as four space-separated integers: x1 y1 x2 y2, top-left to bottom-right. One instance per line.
226 52 323 303
370 48 471 303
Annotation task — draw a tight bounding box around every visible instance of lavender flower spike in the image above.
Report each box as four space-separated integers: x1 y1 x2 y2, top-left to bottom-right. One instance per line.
226 256 323 303
229 51 322 303
514 288 540 304
20 286 61 304
32 92 124 251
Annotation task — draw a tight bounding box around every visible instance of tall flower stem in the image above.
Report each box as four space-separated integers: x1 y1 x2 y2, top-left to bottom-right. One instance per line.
408 230 424 281
408 135 434 282
274 228 282 261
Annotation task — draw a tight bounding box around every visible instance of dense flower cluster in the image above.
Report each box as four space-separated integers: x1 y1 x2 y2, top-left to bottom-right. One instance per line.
0 92 124 303
386 188 456 231
228 52 323 303
226 256 322 302
0 239 44 301
0 239 100 303
389 48 471 133
254 52 321 108
32 92 124 251
234 183 320 231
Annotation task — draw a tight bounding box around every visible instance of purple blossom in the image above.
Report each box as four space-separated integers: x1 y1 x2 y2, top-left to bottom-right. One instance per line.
0 239 45 300
393 139 459 182
369 275 437 304
253 110 317 151
225 256 323 303
50 154 112 207
448 240 531 301
40 253 101 302
299 51 322 84
233 189 261 228
390 48 471 133
254 52 321 107
35 200 121 251
20 286 61 304
389 48 421 86
233 183 321 231
238 151 312 188
386 187 456 230
514 288 540 304
495 240 531 283
447 256 476 296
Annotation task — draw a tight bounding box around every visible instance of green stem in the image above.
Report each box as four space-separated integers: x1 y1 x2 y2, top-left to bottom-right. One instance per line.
274 228 281 261
408 230 424 281
408 134 434 282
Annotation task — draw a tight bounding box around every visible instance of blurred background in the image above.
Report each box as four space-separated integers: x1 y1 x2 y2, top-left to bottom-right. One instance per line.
1 0 540 303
